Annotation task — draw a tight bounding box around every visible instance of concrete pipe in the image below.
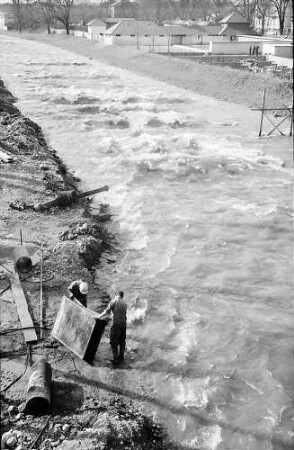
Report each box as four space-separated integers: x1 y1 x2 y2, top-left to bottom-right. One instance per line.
25 359 52 415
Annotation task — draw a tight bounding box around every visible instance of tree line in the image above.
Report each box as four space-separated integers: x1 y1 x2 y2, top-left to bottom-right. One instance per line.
9 0 291 36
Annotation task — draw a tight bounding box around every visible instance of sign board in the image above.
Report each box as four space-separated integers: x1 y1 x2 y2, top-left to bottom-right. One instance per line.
51 296 106 362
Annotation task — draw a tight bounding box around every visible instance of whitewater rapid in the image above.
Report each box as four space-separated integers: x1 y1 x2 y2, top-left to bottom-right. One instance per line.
0 35 293 450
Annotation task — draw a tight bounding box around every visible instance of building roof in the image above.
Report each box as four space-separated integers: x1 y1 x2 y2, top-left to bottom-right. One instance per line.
108 0 137 6
200 25 224 35
104 17 134 23
108 0 122 6
220 24 258 36
220 11 249 24
88 18 105 27
105 20 161 36
163 25 205 36
105 20 205 36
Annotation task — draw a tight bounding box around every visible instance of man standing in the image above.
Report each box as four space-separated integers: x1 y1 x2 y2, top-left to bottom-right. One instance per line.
97 291 127 364
67 280 88 307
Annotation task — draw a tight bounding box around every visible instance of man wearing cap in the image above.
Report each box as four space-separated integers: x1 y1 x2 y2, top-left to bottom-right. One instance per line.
97 291 127 364
67 280 88 308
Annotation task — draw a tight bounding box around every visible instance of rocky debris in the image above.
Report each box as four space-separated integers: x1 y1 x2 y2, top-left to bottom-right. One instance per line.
7 405 18 415
0 150 14 163
78 237 104 268
8 200 34 211
59 222 107 242
1 396 175 450
58 222 114 269
1 429 28 450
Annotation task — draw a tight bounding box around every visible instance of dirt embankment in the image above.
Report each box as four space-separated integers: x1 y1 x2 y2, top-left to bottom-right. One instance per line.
11 32 293 109
0 81 175 450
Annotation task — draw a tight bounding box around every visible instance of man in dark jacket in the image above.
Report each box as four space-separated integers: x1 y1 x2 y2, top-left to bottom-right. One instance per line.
67 280 88 307
97 291 127 363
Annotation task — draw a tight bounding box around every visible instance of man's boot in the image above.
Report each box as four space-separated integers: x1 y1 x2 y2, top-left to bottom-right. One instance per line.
111 345 119 364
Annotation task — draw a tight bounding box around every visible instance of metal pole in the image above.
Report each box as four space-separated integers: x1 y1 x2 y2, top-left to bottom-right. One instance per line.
289 108 293 137
259 88 267 137
20 230 23 246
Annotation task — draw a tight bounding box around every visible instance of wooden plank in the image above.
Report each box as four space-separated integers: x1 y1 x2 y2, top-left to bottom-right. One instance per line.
267 114 288 136
51 296 106 362
258 88 267 137
8 264 38 343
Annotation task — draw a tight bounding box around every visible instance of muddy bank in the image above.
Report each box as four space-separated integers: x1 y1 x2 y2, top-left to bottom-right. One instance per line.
0 80 176 450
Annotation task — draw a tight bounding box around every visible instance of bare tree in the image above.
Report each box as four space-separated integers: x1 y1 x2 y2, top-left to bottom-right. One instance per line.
234 0 257 22
38 0 55 33
255 0 271 34
53 0 74 35
270 0 290 34
12 0 23 32
180 0 199 20
210 0 233 22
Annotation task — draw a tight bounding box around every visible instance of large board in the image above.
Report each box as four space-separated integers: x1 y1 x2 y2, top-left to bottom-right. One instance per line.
8 264 38 343
51 296 106 362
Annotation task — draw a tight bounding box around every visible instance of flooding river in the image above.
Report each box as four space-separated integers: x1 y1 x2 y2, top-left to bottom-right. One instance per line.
0 35 293 450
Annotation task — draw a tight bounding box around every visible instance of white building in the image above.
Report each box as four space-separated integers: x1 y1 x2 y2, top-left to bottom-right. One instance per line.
87 18 106 41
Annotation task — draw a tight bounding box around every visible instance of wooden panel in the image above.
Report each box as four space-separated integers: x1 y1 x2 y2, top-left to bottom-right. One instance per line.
51 296 105 361
8 264 38 343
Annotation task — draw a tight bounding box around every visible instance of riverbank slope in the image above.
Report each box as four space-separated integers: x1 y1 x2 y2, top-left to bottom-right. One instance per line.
4 31 293 109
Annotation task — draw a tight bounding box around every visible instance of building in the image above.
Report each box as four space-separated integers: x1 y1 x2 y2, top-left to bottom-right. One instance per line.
101 19 205 47
163 24 206 45
218 11 258 39
104 17 134 30
0 6 14 30
87 18 106 41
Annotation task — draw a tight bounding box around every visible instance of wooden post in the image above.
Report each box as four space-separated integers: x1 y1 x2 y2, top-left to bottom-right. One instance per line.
290 108 293 137
40 243 44 339
20 230 23 246
259 88 267 137
267 115 288 136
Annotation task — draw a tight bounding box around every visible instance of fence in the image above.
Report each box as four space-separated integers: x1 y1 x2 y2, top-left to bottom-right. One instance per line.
52 28 89 38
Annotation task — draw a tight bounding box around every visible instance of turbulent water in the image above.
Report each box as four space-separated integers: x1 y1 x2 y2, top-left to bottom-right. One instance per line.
1 35 293 450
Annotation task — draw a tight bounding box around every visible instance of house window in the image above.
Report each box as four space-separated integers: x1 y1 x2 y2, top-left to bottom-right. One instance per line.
130 34 135 36
115 34 121 36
